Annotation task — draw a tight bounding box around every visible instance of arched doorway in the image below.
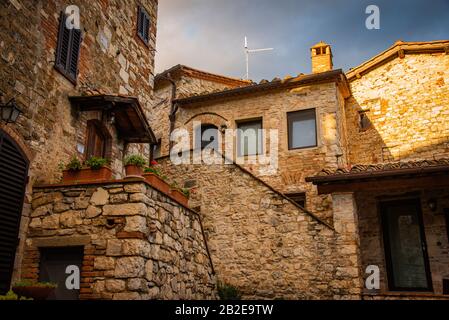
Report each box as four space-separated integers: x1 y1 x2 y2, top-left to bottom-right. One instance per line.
0 129 29 294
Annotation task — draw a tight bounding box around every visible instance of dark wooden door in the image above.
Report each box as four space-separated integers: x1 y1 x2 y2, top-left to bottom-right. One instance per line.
39 247 84 300
86 121 106 159
380 198 432 291
0 130 29 294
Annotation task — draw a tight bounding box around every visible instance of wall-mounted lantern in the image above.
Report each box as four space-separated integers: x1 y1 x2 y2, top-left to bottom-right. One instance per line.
0 98 22 123
428 198 438 212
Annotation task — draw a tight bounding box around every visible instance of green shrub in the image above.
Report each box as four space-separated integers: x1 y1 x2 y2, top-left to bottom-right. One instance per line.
66 156 82 171
124 154 147 167
217 282 241 300
144 166 161 176
13 280 57 288
181 188 190 198
0 290 32 300
85 156 108 170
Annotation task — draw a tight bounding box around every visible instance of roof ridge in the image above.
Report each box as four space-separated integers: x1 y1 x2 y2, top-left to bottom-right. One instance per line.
346 39 449 80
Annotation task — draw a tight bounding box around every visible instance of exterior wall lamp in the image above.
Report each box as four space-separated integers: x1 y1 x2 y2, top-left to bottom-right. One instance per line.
428 198 437 212
0 98 23 123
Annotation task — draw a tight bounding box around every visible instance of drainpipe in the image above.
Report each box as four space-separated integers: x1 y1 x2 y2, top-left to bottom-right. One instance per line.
158 73 178 152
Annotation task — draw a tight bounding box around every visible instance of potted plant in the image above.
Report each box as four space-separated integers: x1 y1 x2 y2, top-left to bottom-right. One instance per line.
169 183 189 207
143 165 170 195
62 156 112 183
12 280 57 300
124 154 146 177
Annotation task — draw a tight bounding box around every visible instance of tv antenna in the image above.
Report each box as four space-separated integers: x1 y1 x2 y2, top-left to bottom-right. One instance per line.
244 36 274 80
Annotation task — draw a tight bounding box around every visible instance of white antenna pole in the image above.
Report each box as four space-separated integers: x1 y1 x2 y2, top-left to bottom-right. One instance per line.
244 36 273 80
245 37 249 80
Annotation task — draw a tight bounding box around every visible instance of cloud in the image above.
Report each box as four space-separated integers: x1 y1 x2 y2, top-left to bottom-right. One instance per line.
155 0 449 81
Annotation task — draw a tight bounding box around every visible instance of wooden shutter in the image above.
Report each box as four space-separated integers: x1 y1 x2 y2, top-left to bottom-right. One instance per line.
68 28 81 80
55 12 71 71
55 11 82 83
85 120 109 159
137 6 150 44
137 7 144 37
0 131 28 294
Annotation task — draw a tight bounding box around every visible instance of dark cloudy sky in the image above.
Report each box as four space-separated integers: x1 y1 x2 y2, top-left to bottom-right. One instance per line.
155 0 449 81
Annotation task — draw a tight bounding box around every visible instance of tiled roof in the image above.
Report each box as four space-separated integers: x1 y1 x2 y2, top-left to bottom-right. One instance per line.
346 40 449 81
174 69 350 105
154 64 251 88
306 159 449 184
318 159 449 176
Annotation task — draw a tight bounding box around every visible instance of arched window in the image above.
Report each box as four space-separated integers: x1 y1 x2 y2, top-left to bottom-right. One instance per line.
85 120 112 159
195 124 219 150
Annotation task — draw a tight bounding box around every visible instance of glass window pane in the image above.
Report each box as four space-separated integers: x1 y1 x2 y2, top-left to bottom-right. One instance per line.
288 109 317 149
194 125 219 150
237 120 263 156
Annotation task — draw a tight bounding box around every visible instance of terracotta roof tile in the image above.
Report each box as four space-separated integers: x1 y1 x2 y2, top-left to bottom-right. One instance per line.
315 158 449 178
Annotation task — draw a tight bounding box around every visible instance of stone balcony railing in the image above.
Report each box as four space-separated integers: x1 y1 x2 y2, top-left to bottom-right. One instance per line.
21 178 216 300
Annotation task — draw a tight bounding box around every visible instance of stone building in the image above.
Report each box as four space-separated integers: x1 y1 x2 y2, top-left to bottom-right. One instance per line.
152 40 449 299
1 0 448 300
0 0 214 299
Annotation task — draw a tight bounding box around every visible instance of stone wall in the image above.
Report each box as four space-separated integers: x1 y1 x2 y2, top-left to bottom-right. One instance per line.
151 74 245 157
162 82 349 224
0 0 158 285
22 179 216 299
346 52 449 164
156 154 361 299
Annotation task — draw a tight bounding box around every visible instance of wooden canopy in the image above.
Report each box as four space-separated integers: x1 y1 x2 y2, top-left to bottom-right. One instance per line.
306 159 449 194
68 95 156 144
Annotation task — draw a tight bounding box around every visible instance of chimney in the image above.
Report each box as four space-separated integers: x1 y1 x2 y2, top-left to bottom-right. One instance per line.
311 41 333 73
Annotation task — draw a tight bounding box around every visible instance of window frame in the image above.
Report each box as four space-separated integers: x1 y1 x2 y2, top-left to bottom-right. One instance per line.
236 117 264 157
286 192 306 208
136 5 151 46
195 124 219 151
54 11 82 84
287 108 318 150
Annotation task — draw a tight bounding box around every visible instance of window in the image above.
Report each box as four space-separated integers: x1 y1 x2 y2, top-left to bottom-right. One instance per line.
237 119 263 156
287 109 317 149
55 11 82 83
195 124 219 150
286 193 306 208
152 139 161 159
137 6 151 45
444 208 449 243
359 110 371 130
85 120 111 159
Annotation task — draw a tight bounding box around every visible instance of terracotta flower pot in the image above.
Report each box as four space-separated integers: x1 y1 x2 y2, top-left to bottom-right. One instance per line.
143 173 170 195
125 164 144 177
12 286 55 300
170 188 189 207
62 166 112 183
